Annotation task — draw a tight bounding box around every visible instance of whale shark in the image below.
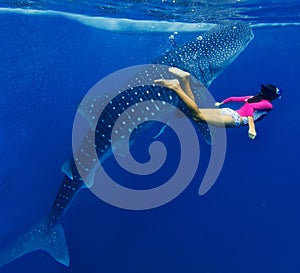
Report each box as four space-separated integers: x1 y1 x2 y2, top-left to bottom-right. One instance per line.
154 22 254 87
0 22 254 268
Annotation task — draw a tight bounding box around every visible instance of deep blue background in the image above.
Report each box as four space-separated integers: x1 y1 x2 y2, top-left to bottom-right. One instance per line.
0 12 299 273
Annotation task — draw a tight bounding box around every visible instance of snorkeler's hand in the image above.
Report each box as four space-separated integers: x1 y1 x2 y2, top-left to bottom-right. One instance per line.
215 102 223 107
248 128 257 140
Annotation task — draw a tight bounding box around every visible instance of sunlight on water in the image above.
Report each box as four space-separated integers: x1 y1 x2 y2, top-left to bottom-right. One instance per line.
0 7 300 33
0 0 300 25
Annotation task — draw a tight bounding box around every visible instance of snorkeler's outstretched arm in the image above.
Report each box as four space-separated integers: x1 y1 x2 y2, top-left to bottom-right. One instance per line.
215 96 251 107
247 116 257 139
215 101 224 107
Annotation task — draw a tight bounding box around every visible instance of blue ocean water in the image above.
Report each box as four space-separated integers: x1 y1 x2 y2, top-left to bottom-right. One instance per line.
0 1 300 273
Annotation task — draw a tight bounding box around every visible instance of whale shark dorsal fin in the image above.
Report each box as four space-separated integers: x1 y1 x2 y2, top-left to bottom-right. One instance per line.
60 159 73 180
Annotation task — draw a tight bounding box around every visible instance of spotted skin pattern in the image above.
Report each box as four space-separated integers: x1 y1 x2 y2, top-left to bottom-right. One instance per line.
0 22 254 268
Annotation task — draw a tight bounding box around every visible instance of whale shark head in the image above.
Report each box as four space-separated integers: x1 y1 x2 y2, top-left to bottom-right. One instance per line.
155 22 254 87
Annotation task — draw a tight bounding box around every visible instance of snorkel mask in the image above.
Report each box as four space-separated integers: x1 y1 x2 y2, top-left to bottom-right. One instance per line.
261 84 282 100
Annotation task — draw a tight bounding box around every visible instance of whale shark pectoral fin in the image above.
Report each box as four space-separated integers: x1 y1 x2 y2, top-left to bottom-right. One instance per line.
61 159 74 180
152 121 170 139
0 219 69 268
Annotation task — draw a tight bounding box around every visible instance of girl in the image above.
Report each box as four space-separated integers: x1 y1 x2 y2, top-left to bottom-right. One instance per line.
154 67 282 139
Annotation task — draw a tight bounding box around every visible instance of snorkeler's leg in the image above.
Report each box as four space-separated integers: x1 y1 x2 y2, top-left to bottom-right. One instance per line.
197 109 236 128
154 79 200 119
154 79 183 93
168 67 195 101
154 79 236 127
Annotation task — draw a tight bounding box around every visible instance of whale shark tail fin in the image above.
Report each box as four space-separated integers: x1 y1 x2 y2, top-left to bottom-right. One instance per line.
0 219 69 268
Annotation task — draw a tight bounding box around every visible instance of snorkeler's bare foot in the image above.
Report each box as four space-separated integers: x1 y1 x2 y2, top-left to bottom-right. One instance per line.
169 67 190 81
154 79 183 93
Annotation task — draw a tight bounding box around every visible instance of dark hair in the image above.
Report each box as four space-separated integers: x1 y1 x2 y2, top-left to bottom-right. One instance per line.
247 93 264 103
247 84 281 103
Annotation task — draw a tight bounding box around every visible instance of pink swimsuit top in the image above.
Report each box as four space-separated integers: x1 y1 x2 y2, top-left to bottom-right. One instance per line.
222 96 273 117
